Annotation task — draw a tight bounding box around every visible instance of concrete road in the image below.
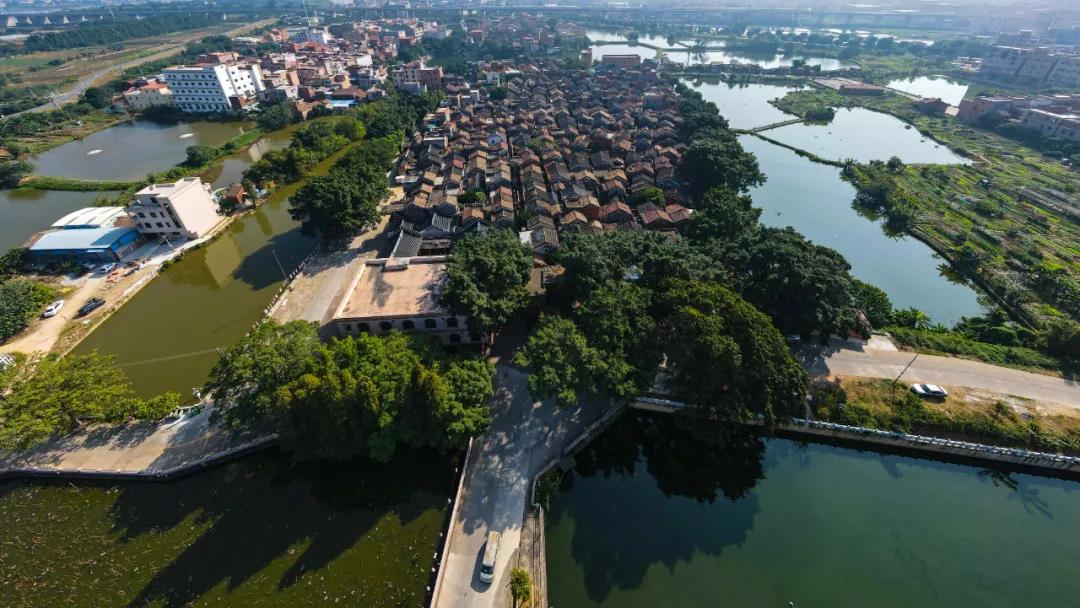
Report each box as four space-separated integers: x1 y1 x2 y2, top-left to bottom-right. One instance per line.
434 366 605 608
800 338 1080 408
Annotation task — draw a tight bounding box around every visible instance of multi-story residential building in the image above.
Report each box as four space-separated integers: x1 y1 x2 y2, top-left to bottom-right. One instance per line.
392 61 443 89
126 177 221 240
122 80 174 110
1021 108 1080 142
979 46 1030 80
163 62 265 113
1048 55 1080 89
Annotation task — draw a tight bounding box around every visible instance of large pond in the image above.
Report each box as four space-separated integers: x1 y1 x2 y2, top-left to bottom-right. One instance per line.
28 119 255 182
741 134 985 324
72 129 316 399
886 76 970 106
0 448 450 607
763 107 969 164
682 78 803 130
547 412 1080 608
586 30 854 71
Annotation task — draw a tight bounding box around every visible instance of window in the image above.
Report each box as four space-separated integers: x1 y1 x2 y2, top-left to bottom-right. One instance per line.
402 320 415 330
149 212 158 218
156 223 164 228
424 318 437 329
357 322 370 333
379 321 393 331
343 323 352 333
449 333 462 344
137 212 146 218
445 316 459 328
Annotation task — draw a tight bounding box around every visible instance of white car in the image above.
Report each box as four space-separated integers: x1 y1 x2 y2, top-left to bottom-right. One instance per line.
41 300 65 318
98 263 117 274
910 383 948 398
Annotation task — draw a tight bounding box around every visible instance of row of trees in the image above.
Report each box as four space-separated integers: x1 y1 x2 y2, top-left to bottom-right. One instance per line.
204 321 494 463
242 116 365 187
19 14 223 52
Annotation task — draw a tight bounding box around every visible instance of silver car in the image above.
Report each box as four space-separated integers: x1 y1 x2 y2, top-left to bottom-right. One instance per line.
910 383 948 398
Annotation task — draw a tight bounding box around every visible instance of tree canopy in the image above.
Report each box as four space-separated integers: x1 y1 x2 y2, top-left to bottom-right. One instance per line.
0 278 55 342
0 352 179 452
442 228 532 334
678 130 766 197
515 314 608 408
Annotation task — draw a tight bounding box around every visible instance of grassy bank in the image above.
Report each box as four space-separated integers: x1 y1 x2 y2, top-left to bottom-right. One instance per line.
884 326 1066 374
18 176 141 191
773 87 1080 326
811 377 1080 456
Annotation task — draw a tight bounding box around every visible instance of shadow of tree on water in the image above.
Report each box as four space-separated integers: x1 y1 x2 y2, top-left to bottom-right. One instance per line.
552 412 768 603
104 448 451 608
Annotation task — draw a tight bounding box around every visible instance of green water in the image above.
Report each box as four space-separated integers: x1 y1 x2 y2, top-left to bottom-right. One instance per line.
28 119 255 182
0 188 118 251
0 449 450 607
683 79 803 130
546 413 1080 607
72 129 316 399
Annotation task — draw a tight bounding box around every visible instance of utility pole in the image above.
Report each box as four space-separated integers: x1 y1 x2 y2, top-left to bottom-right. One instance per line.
894 352 919 385
271 248 288 281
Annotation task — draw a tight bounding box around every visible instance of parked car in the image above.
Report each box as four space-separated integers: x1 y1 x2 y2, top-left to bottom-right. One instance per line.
98 263 117 274
478 530 501 584
41 300 65 318
77 297 106 317
784 334 802 345
910 383 948 398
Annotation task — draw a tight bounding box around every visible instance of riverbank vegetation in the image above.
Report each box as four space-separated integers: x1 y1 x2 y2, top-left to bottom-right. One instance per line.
773 87 1080 334
10 14 228 53
0 352 179 452
204 320 494 463
811 377 1080 456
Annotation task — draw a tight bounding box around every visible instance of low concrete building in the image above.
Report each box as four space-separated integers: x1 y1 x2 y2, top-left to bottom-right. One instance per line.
332 257 479 345
26 207 143 263
127 177 221 240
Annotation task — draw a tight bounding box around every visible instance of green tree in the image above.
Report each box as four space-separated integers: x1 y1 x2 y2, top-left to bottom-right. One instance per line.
0 279 55 342
443 229 532 335
488 86 510 101
204 320 322 427
657 280 807 424
852 279 893 329
741 227 858 336
0 352 179 452
630 186 665 207
81 86 112 109
575 280 660 398
458 190 487 206
677 131 765 197
510 568 533 607
184 144 217 167
256 102 297 131
891 307 932 330
683 187 761 269
0 160 33 188
289 173 382 237
515 314 607 408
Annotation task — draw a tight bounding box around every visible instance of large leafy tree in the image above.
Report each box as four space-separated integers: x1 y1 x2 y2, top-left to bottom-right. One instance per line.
683 187 762 271
515 314 608 408
657 280 807 424
0 352 179 452
575 280 660 398
443 228 532 334
852 278 894 329
204 320 322 427
677 130 765 197
0 278 55 342
289 173 382 237
741 227 859 337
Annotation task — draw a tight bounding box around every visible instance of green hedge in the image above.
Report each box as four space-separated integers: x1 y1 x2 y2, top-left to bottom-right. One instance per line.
885 326 1061 372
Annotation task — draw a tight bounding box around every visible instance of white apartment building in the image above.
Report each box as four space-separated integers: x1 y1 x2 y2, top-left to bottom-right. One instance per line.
126 177 221 240
163 63 266 113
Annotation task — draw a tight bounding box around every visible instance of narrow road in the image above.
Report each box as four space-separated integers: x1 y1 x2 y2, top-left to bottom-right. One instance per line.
799 339 1080 408
434 366 605 608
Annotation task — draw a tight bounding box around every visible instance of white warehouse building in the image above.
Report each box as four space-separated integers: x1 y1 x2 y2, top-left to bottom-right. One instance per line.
126 177 221 240
162 62 265 113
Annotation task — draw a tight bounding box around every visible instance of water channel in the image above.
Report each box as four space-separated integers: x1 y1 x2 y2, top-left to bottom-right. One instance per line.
0 448 450 607
546 412 1080 608
886 76 970 106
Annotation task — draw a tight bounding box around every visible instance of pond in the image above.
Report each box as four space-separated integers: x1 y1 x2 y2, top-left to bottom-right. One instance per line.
28 119 256 182
72 129 317 399
547 412 1080 608
764 107 969 164
886 76 970 106
0 448 450 607
0 189 117 252
681 79 802 130
740 134 985 325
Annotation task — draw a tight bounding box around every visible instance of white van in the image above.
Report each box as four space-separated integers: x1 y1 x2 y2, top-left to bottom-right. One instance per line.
479 530 501 584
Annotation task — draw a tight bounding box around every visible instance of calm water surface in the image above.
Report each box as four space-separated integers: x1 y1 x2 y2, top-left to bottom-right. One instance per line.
73 130 317 398
29 120 254 181
0 449 449 607
586 30 854 70
764 107 969 164
682 79 802 129
547 413 1080 608
0 189 117 251
741 134 985 324
886 76 970 106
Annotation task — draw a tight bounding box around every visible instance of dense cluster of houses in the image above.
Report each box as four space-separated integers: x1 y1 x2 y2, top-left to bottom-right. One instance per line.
387 58 694 258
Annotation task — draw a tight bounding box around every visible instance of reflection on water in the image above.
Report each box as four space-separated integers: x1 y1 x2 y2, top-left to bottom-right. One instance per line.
586 30 854 70
681 78 803 130
764 107 969 164
0 448 450 607
741 134 984 324
547 411 1080 608
886 76 970 106
29 120 254 182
